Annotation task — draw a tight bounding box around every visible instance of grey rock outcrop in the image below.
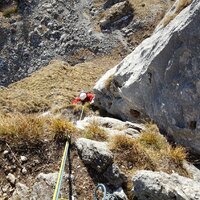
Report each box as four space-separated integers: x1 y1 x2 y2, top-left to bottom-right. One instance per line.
133 170 200 200
0 0 172 86
100 1 133 30
76 116 144 132
113 187 128 200
0 0 117 86
10 183 30 200
103 164 127 188
76 138 113 172
30 172 59 200
10 172 69 200
6 173 16 185
183 161 200 182
94 0 200 153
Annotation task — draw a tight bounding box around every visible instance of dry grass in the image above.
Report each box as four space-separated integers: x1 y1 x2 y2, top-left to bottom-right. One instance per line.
104 75 114 91
167 146 187 163
65 104 90 115
162 0 192 27
109 123 188 176
49 118 76 135
52 104 88 115
49 117 76 142
3 5 17 17
83 120 108 141
0 90 50 114
51 103 94 122
0 114 76 144
128 0 171 20
175 0 192 13
138 123 168 150
110 134 155 170
0 114 47 143
0 57 120 115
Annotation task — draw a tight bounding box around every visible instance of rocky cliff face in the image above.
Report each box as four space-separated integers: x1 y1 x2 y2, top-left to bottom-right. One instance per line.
0 0 115 85
0 0 172 86
133 170 200 200
94 0 200 154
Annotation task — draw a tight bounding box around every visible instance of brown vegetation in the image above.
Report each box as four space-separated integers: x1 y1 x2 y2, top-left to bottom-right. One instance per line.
3 6 17 17
0 114 76 145
109 123 188 176
83 120 108 141
110 134 154 170
0 57 120 115
162 0 192 27
49 118 76 137
0 0 18 17
104 75 114 91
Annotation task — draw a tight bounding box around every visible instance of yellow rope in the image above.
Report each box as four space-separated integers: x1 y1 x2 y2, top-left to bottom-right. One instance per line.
52 140 70 200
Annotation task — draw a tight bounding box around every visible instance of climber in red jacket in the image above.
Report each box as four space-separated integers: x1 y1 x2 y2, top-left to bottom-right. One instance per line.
72 92 95 105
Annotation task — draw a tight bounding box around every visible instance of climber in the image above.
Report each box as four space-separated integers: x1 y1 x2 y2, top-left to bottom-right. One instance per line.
72 92 95 105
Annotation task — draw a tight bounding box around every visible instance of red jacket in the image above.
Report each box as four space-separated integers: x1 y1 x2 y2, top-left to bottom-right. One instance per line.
72 93 95 104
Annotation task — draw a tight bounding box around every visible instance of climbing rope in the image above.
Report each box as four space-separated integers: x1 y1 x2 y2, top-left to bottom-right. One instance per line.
52 135 117 200
52 137 71 200
94 184 118 200
79 105 84 120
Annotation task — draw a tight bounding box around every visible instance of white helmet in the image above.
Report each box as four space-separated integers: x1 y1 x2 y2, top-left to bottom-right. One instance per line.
80 92 87 100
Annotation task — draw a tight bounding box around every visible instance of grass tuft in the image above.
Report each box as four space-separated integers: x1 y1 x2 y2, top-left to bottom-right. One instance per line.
49 118 76 142
83 120 108 141
110 134 155 170
0 114 76 145
167 146 187 164
104 75 114 91
162 0 192 27
3 6 18 17
138 123 168 150
0 114 46 143
109 123 188 176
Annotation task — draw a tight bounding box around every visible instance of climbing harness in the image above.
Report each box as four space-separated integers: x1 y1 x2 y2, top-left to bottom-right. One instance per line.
79 105 84 120
94 184 118 200
52 137 71 200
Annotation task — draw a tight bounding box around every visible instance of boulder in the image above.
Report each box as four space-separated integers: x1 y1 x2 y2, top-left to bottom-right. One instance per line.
100 1 133 30
103 164 127 187
113 187 128 200
76 116 144 133
30 172 69 200
10 183 30 200
10 172 69 200
6 173 16 185
94 0 200 153
133 170 200 200
183 161 200 182
20 156 28 163
76 138 113 172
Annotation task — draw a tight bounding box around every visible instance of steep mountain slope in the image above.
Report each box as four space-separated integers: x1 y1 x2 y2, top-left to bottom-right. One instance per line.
94 0 200 154
0 56 120 115
1 1 199 200
0 0 173 86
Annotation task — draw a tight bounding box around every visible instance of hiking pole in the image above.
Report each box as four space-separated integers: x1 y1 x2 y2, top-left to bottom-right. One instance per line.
79 105 84 120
